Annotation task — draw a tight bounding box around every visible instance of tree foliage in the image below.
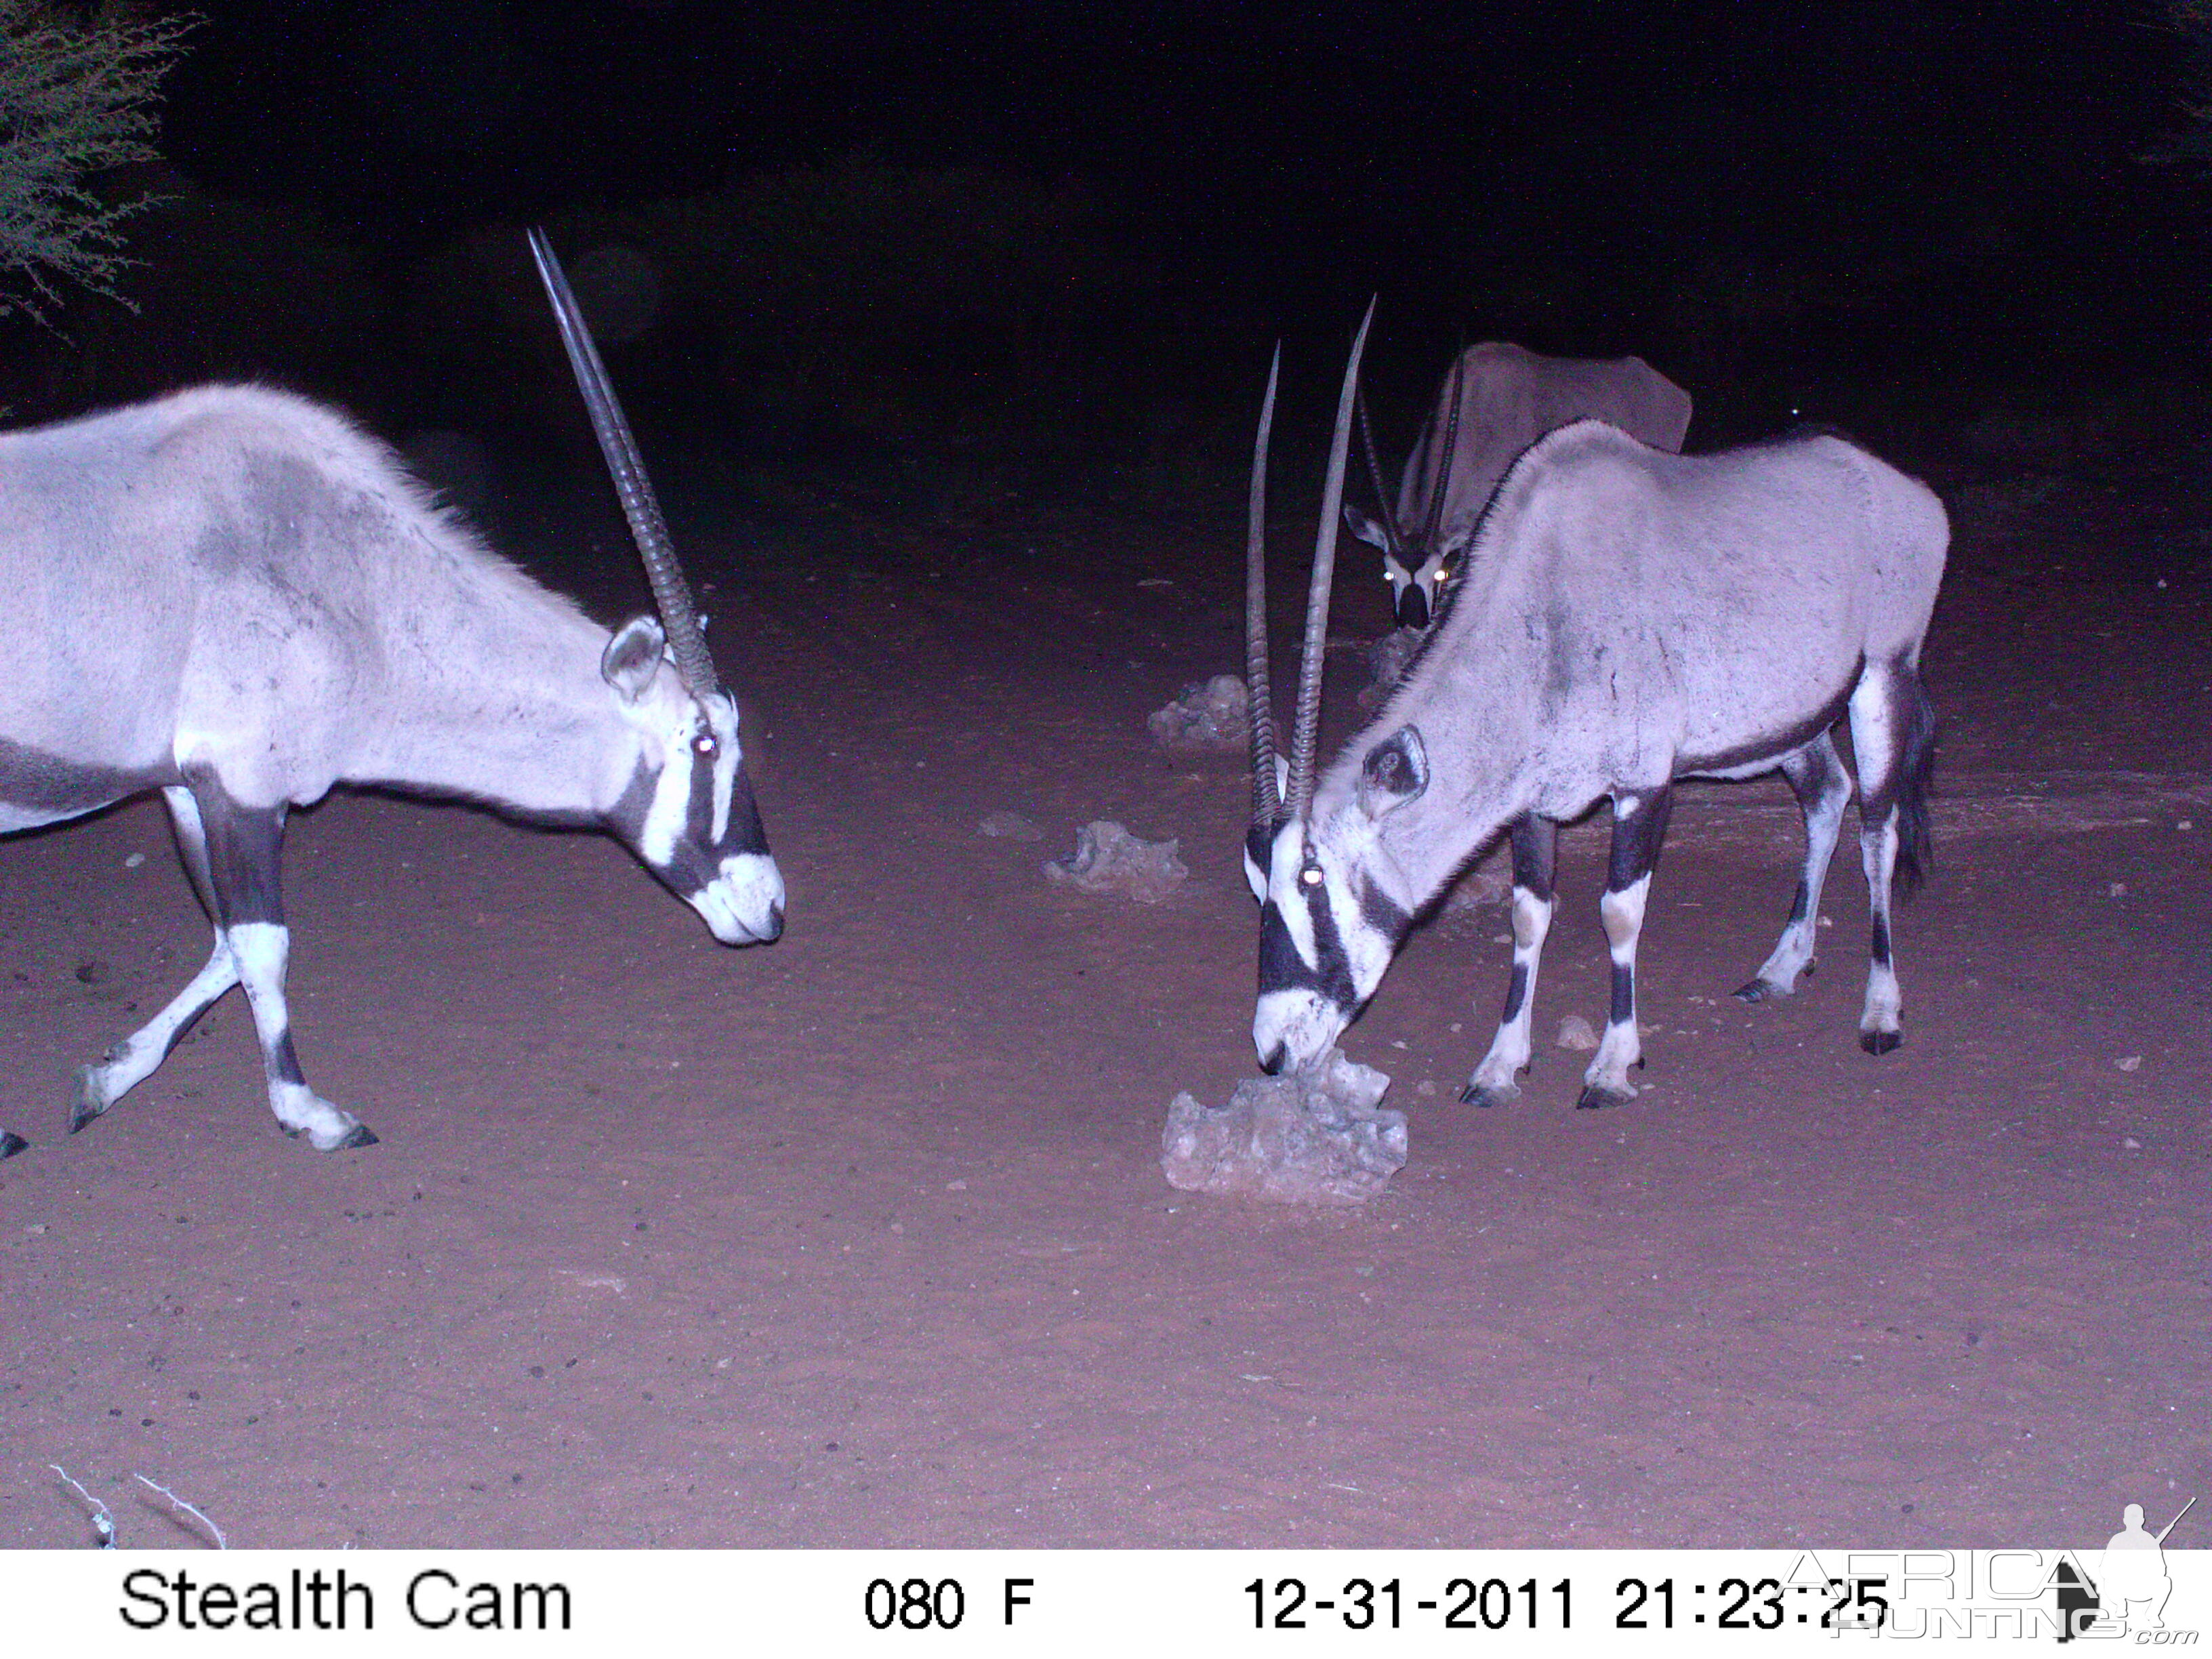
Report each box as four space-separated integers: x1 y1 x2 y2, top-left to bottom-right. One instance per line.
0 1 194 321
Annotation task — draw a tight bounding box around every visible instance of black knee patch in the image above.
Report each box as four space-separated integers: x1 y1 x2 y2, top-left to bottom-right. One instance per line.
1606 790 1673 893
1509 814 1557 902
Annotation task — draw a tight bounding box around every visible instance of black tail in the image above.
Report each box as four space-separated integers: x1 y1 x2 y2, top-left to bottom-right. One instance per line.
1892 662 1937 898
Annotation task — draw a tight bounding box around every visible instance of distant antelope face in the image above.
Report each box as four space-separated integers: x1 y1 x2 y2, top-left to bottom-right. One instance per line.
602 617 783 945
1382 539 1461 630
1345 506 1463 630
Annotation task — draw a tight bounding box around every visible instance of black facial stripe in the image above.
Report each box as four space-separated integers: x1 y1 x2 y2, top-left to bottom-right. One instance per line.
607 762 655 838
605 751 771 899
1256 889 1357 1010
1258 902 1322 996
721 768 770 858
1358 877 1412 946
1244 823 1273 886
1304 880 1359 1008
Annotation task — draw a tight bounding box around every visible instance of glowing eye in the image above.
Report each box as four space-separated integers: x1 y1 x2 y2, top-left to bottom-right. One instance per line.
1300 865 1324 887
694 734 718 757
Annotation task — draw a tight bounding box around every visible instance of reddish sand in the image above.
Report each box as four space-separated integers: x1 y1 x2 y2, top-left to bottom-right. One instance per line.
3 453 2207 1549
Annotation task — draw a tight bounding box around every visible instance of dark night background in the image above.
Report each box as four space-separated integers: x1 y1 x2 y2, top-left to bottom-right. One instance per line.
10 0 2211 521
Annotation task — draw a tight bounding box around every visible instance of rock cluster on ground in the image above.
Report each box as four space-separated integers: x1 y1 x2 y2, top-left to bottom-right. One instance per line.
1044 821 1189 904
1162 1050 1408 1206
1146 674 1248 750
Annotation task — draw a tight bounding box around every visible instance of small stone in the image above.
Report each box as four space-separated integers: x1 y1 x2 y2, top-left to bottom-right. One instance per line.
123 853 146 869
2115 1055 2142 1072
2108 882 2127 898
945 1179 968 1191
1556 1015 1600 1051
2179 820 2194 832
978 811 1044 842
2122 1136 2143 1149
1415 1080 1437 1097
73 960 109 985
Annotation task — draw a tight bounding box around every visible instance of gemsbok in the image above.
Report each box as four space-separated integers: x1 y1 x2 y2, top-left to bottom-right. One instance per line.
0 230 781 1158
1346 342 1694 628
1247 308 1945 1109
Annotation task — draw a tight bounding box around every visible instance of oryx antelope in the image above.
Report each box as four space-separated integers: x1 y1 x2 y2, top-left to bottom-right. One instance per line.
1345 342 1694 628
1246 308 1944 1107
0 230 781 1159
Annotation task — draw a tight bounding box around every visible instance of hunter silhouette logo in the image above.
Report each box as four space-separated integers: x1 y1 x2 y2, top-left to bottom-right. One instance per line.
2056 1495 2196 1641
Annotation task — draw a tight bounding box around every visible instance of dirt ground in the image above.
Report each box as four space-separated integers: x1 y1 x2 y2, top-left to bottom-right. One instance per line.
3 438 2208 1551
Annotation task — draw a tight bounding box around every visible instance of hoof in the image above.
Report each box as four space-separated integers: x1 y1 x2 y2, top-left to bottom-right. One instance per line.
68 1066 110 1133
1575 1081 1637 1111
1860 1029 1903 1057
1733 978 1787 1004
331 1124 380 1151
0 1130 27 1160
1459 1080 1519 1109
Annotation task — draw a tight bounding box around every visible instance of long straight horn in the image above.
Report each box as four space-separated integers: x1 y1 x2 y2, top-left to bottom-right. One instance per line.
1247 344 1283 830
528 227 720 698
1286 297 1376 819
1421 348 1467 552
1355 387 1402 562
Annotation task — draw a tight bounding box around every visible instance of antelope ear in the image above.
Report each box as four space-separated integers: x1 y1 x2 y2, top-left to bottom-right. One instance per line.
1343 503 1391 550
1357 724 1429 817
602 615 668 703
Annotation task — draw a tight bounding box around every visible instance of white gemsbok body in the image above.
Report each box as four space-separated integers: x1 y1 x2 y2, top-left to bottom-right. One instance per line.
0 230 782 1159
1246 308 1945 1107
1345 342 1694 628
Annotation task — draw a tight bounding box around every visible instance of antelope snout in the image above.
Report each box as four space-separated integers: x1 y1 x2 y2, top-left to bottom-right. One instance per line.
692 853 786 945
